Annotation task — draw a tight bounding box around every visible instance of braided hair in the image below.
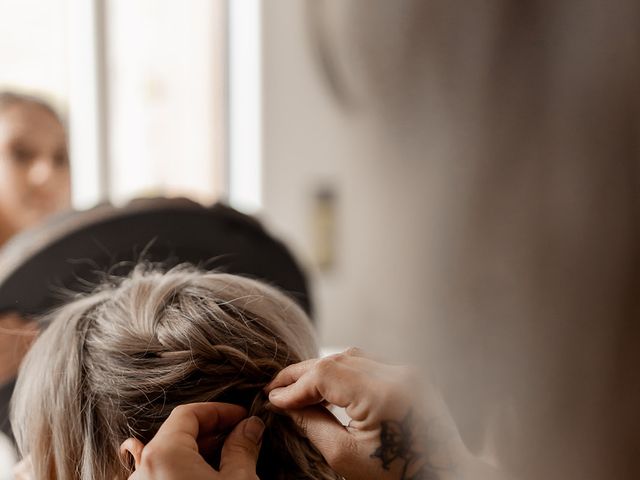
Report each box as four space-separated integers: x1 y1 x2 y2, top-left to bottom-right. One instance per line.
11 265 339 480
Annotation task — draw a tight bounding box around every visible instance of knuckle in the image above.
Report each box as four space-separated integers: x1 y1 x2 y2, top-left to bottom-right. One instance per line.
344 346 364 357
332 352 349 363
315 356 338 375
170 404 190 416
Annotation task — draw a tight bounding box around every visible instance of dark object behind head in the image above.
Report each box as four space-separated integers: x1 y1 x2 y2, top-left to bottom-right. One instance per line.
0 197 311 319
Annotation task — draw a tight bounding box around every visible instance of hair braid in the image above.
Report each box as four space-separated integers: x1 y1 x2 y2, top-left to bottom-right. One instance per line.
12 265 340 479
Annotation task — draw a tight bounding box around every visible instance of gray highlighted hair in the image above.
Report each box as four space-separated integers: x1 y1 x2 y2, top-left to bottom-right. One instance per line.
11 265 337 479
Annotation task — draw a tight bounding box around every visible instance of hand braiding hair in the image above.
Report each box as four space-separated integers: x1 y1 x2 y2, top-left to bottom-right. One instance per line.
12 265 340 480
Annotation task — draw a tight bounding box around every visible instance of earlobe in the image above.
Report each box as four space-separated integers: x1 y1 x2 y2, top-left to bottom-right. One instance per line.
120 438 145 469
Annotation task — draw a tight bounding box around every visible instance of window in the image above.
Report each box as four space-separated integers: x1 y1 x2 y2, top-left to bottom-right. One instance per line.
0 0 69 111
106 0 226 205
0 0 262 212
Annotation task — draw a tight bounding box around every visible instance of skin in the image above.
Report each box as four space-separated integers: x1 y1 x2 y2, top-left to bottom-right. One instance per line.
267 349 510 480
121 403 265 480
265 348 468 480
0 101 71 246
14 404 265 480
114 349 509 480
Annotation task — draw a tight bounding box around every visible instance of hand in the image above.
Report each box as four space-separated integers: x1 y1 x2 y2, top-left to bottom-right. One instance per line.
122 402 265 480
265 348 469 480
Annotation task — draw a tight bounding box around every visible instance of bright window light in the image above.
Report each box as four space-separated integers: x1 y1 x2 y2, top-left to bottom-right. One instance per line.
228 0 263 213
107 0 225 206
67 0 107 209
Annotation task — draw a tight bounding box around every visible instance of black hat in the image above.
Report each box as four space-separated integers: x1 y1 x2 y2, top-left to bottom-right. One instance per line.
0 197 312 318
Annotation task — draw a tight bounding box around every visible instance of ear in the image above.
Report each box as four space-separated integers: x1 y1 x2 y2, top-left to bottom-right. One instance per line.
120 438 145 469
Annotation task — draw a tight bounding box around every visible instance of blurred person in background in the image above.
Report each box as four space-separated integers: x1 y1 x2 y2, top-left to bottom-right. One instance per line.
0 92 71 246
0 91 71 463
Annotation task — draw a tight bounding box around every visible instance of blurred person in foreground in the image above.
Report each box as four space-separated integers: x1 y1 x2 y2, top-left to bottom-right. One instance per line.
303 2 640 479
0 91 71 448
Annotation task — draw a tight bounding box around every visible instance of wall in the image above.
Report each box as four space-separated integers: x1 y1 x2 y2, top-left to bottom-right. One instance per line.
260 0 443 362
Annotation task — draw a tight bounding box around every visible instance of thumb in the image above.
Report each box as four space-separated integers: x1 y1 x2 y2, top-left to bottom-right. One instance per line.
219 416 265 474
285 406 357 472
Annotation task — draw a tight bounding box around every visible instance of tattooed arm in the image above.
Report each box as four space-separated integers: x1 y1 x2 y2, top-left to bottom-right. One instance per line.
372 410 454 480
371 410 508 480
266 348 511 480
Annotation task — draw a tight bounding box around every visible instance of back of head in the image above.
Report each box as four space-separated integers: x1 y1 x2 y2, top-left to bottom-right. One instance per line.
11 265 337 480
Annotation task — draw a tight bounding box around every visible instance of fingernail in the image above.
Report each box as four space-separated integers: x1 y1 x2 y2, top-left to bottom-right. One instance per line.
243 416 265 444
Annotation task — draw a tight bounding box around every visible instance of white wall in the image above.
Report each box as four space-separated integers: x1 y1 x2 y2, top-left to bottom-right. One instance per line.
260 1 445 362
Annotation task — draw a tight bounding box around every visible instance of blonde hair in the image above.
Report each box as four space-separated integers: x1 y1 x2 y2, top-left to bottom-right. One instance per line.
11 265 338 480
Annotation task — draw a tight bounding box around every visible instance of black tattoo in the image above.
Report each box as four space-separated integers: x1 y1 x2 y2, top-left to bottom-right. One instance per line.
371 409 454 480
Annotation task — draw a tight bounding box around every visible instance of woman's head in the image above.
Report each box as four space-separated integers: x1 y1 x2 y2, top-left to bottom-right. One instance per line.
11 265 336 480
0 92 71 245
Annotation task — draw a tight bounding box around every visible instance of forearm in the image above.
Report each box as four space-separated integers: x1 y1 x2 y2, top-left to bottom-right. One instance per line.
367 413 511 480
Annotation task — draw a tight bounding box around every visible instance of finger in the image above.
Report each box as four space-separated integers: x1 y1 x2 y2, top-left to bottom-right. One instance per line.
285 406 358 473
266 349 378 393
154 403 247 447
266 358 319 392
219 416 265 474
268 359 373 417
268 369 327 408
343 347 402 366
